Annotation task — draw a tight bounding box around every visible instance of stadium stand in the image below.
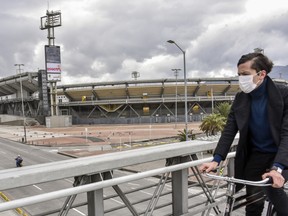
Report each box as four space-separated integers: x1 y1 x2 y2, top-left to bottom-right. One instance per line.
0 71 287 125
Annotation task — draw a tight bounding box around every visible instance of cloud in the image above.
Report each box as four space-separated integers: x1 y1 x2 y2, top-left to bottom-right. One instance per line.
0 0 287 84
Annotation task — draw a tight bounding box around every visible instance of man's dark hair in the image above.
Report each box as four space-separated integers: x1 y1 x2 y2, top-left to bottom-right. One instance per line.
237 52 274 74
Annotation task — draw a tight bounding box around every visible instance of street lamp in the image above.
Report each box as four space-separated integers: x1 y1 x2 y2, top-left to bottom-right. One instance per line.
14 64 27 143
167 40 188 141
172 68 181 128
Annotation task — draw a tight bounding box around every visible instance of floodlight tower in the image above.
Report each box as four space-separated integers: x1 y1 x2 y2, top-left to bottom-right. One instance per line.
132 71 140 81
254 48 264 54
40 10 62 116
40 10 62 46
132 71 140 86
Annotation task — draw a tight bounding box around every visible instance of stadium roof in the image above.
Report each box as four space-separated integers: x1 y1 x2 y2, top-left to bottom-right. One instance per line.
0 72 38 97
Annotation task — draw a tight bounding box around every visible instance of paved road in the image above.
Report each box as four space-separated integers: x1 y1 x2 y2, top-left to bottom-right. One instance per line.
0 137 81 215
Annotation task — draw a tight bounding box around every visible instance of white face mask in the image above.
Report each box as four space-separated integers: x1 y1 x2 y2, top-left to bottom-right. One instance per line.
238 74 257 93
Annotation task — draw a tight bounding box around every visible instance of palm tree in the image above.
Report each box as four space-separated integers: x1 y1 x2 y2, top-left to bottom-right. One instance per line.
214 102 231 120
177 129 195 141
199 113 226 136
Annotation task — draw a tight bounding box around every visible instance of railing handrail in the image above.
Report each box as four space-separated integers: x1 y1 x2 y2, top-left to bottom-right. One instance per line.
58 95 235 106
0 139 220 191
0 152 236 212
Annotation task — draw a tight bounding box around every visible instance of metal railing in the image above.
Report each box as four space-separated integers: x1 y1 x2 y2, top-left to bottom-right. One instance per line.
0 139 236 215
58 95 235 106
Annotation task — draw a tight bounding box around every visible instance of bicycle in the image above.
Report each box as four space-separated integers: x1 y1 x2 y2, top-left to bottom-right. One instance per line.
203 172 276 216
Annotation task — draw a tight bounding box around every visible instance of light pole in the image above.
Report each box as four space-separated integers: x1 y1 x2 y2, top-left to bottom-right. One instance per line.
167 40 188 141
172 68 181 128
211 87 214 113
14 64 27 143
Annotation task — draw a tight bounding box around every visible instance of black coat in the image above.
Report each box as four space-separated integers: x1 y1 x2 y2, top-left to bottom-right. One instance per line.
214 76 288 180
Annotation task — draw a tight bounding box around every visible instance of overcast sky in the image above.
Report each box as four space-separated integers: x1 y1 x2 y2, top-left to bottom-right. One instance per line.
1 0 288 84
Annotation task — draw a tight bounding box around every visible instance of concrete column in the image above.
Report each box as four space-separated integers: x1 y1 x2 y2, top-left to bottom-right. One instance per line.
87 174 104 216
171 157 188 215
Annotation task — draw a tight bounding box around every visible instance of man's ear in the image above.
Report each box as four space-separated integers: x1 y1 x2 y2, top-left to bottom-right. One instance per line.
260 70 267 78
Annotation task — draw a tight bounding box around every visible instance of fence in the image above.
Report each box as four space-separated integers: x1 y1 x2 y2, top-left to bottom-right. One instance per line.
0 139 237 215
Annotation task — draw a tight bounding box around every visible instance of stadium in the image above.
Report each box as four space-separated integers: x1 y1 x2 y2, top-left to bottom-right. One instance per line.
0 70 287 126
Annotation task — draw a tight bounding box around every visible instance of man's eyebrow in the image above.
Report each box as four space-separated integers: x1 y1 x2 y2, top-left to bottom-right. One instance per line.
237 71 251 76
238 71 251 74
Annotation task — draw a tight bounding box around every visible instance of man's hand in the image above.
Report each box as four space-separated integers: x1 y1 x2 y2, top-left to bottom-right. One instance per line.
199 161 218 173
262 170 285 188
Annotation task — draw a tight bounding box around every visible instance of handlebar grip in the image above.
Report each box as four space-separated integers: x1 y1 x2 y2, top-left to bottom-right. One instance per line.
266 176 273 184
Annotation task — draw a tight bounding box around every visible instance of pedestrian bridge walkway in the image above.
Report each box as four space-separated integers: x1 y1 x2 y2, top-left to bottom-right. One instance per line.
0 138 247 216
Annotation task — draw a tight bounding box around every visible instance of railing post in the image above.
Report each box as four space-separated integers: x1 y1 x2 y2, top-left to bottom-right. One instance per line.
87 174 104 216
170 157 188 215
227 146 236 177
227 156 235 177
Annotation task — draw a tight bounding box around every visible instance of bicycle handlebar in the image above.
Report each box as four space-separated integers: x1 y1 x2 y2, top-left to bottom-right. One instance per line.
204 173 272 187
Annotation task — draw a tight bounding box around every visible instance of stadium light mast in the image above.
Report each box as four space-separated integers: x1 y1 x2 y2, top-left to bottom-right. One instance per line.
254 48 264 54
167 40 188 141
131 71 140 80
40 10 62 117
14 64 27 143
40 10 62 46
132 71 140 86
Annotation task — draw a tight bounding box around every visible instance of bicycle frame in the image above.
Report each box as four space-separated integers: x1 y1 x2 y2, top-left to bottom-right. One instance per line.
204 173 272 215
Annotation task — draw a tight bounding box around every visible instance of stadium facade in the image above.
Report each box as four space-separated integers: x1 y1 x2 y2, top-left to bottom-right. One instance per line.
0 70 287 125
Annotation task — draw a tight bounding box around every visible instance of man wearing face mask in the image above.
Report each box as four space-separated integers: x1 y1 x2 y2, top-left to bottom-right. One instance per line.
199 52 288 216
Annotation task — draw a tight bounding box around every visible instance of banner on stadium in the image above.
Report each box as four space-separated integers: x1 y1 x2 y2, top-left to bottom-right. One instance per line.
45 45 61 81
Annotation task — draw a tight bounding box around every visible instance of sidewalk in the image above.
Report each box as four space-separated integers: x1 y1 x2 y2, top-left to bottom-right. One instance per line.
0 123 202 158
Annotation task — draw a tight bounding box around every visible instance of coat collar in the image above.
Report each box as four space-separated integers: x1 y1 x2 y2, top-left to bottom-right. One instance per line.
266 76 283 132
235 76 283 131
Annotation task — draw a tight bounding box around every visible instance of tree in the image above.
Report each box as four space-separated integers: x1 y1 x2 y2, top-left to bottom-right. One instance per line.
214 102 232 120
177 129 195 141
199 113 226 136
